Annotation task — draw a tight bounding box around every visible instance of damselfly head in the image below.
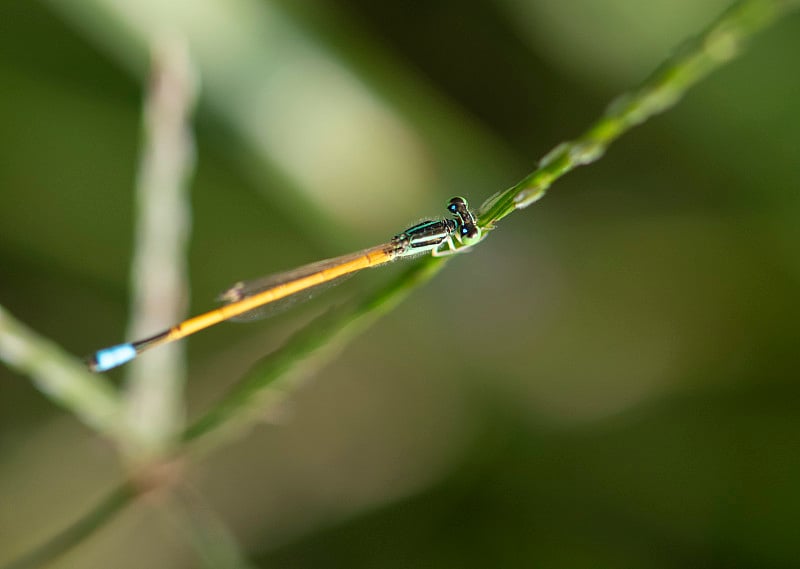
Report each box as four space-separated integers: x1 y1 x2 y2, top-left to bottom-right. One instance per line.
448 196 481 243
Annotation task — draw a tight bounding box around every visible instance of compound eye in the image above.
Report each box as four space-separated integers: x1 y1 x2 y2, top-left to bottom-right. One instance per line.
449 197 466 207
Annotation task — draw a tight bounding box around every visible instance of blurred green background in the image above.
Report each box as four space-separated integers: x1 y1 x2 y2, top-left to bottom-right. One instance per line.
2 1 800 567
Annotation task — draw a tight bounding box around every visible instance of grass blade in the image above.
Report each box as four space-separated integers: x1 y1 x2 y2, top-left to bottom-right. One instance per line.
0 305 123 435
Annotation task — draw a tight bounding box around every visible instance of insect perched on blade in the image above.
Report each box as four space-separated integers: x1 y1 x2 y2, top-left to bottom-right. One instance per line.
87 197 482 372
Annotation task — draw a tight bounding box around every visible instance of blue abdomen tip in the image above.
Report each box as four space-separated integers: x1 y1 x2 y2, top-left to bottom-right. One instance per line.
91 343 137 372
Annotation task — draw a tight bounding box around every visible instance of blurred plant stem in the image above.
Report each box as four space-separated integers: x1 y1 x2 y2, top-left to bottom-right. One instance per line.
478 0 800 227
123 38 197 463
161 487 257 569
0 305 123 435
3 0 798 567
2 482 137 569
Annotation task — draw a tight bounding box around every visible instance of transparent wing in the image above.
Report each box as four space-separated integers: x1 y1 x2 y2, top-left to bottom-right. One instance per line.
220 275 353 322
217 244 394 322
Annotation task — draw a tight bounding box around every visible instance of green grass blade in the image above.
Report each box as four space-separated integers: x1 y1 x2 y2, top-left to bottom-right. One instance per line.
1 483 137 569
182 257 446 450
478 0 800 228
